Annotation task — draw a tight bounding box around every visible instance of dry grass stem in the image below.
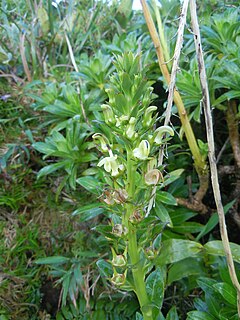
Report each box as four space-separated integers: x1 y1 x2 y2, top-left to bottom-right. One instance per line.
19 33 32 82
190 0 240 315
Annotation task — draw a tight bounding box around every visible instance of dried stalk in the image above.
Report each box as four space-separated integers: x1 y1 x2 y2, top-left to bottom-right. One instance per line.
141 0 209 214
190 0 240 316
159 0 189 165
19 33 32 82
147 0 190 214
65 33 89 126
140 0 206 173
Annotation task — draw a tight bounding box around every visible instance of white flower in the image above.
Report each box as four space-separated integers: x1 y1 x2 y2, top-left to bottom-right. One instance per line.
125 117 136 139
154 126 174 145
143 106 158 127
145 169 163 185
92 133 109 152
133 140 150 160
115 115 129 127
101 104 115 124
98 154 123 176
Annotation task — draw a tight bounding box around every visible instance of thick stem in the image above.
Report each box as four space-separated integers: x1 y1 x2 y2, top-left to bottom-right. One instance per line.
140 0 208 203
152 0 171 67
128 211 152 320
125 151 152 320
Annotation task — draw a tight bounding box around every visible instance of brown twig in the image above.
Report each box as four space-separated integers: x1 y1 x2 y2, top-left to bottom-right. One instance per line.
146 0 191 215
190 0 240 315
140 0 209 213
19 33 32 82
159 0 189 165
226 100 240 168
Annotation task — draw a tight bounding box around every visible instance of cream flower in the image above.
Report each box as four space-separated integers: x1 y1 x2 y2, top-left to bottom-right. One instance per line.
101 104 115 124
125 117 136 139
97 154 123 176
145 169 163 185
143 106 158 128
133 140 150 160
154 126 174 145
92 133 109 152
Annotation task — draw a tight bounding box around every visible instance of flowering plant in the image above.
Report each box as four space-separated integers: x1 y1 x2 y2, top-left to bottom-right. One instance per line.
92 52 176 319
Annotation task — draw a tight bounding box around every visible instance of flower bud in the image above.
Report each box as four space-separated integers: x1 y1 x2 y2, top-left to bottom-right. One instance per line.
113 189 128 204
154 126 174 145
143 106 158 128
112 224 128 237
92 133 109 152
111 248 127 267
129 209 143 224
111 270 127 286
145 247 156 260
133 140 150 160
115 115 129 127
101 104 116 124
125 117 136 139
147 158 157 171
112 255 126 267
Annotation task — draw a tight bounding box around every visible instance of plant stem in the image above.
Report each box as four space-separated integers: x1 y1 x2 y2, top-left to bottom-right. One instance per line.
140 0 208 192
190 0 240 315
125 150 152 320
152 0 171 67
128 222 152 320
226 100 240 168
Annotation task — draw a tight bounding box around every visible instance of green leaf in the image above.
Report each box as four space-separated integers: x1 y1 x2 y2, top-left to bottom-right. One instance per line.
96 259 113 284
76 176 103 194
162 169 184 187
92 310 106 320
187 311 216 320
167 257 206 285
156 239 203 265
172 222 204 234
197 277 218 295
154 202 172 227
33 142 56 155
166 306 179 320
213 282 237 306
35 256 70 265
135 312 143 320
156 191 177 206
196 200 235 240
37 162 66 178
170 208 198 225
73 265 83 286
204 241 240 263
72 203 104 222
62 273 71 306
146 266 166 308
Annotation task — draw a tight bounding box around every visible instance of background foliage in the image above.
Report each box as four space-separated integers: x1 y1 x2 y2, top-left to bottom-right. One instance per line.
0 0 240 319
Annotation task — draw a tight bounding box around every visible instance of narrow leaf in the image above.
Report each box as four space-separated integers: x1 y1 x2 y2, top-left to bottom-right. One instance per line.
72 204 104 222
156 191 177 206
187 311 215 320
35 256 70 265
76 176 103 194
196 200 235 240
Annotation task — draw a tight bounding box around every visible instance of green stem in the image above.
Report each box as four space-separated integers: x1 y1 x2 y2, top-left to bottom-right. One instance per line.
125 150 153 320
